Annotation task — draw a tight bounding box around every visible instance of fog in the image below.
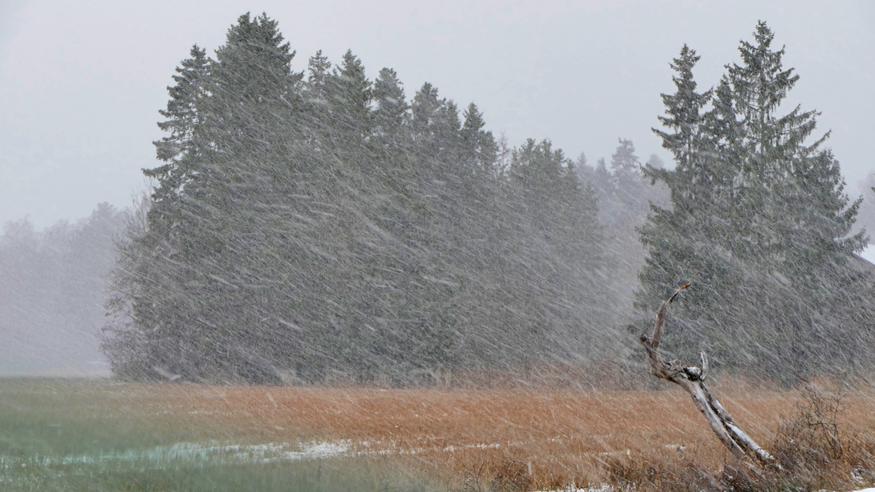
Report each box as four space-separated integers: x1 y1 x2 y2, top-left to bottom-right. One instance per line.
1 3 875 490
1 1 873 227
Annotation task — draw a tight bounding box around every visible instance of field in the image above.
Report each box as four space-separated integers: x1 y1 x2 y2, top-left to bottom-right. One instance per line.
2 378 875 491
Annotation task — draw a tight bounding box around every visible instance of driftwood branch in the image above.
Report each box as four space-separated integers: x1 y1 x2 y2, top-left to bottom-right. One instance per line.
640 283 776 467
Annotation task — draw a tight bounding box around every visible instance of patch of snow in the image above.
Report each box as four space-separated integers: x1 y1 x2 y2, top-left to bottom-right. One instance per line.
275 440 351 462
0 440 351 470
0 438 512 472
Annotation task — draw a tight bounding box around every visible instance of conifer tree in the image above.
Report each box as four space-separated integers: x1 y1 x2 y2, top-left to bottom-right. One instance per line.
638 44 715 297
301 50 333 149
460 103 498 174
411 83 442 153
151 13 303 383
650 45 711 182
638 22 871 380
104 12 625 385
113 46 211 381
610 138 639 176
636 45 739 363
373 68 409 139
305 50 332 103
726 21 864 272
144 45 210 257
329 50 372 148
149 45 209 186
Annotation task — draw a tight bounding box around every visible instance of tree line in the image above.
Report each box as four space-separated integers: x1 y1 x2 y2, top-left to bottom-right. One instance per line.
102 14 873 385
103 13 642 384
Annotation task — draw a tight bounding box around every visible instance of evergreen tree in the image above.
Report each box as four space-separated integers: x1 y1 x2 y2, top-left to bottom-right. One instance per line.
411 82 443 154
149 45 209 188
373 68 409 139
460 103 498 174
507 139 608 362
638 44 717 298
329 50 372 149
610 138 639 176
638 22 872 380
592 139 664 316
726 21 864 271
117 46 211 381
650 45 712 182
305 50 332 103
636 45 740 365
144 44 210 253
103 12 629 385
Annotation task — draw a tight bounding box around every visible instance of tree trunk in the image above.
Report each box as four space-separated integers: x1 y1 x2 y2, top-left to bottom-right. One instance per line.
640 283 776 467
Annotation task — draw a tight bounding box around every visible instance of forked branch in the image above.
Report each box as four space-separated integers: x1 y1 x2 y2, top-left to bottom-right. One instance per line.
640 283 776 467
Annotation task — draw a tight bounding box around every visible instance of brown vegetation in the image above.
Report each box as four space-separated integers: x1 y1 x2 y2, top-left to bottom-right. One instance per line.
104 380 875 490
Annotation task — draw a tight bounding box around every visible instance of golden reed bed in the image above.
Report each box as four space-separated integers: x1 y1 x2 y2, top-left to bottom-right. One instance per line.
104 380 875 489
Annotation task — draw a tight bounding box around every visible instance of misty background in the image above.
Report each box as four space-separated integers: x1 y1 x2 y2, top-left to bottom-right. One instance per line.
1 1 873 377
2 1 873 227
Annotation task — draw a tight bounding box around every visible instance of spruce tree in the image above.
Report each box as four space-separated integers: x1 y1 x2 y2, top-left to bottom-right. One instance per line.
600 139 662 311
329 50 372 150
305 50 332 103
373 68 409 139
460 103 498 174
651 46 711 182
637 45 740 364
411 82 443 156
113 45 211 381
726 21 864 273
149 45 209 187
103 12 636 385
144 45 210 250
638 22 871 380
149 12 304 383
638 44 715 301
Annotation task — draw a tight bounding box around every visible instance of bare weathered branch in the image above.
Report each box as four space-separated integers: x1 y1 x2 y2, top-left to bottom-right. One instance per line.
703 386 775 464
640 283 776 468
649 282 691 350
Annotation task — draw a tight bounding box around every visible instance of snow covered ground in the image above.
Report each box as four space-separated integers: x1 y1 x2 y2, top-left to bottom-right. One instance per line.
0 438 510 469
0 440 352 470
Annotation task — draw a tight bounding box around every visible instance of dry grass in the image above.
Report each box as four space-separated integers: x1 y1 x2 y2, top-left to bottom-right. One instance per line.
95 379 875 490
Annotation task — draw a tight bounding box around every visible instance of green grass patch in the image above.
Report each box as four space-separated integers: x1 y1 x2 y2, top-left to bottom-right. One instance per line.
0 378 440 491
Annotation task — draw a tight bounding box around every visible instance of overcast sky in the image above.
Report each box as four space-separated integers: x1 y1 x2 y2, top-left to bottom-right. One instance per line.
1 0 872 227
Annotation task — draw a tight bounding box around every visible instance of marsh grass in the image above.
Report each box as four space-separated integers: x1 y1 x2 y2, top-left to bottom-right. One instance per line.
3 378 875 491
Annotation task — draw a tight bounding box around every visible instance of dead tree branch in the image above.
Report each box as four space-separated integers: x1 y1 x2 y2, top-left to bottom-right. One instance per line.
640 283 776 467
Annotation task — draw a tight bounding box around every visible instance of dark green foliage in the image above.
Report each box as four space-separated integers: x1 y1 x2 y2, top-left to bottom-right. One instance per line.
637 22 874 382
103 13 610 385
104 16 873 387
